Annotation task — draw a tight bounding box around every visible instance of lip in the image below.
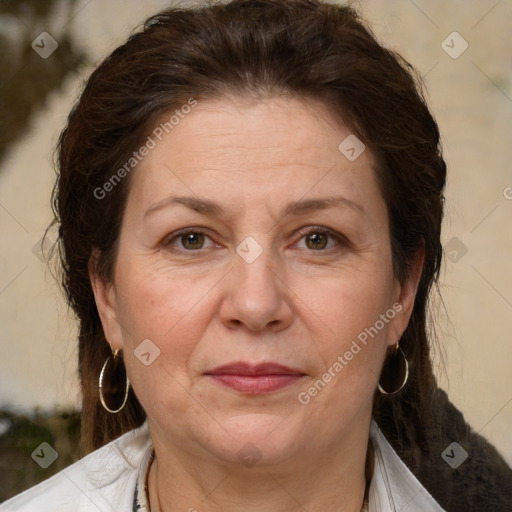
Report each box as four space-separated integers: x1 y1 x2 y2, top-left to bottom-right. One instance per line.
205 362 306 394
206 362 304 376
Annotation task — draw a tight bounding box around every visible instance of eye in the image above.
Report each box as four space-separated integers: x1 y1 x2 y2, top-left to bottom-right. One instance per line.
164 226 348 254
165 229 214 251
294 227 348 252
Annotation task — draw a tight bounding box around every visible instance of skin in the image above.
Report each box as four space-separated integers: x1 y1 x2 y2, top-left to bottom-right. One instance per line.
90 95 423 512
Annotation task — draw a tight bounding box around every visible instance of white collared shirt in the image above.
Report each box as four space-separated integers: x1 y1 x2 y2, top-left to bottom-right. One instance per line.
0 420 445 511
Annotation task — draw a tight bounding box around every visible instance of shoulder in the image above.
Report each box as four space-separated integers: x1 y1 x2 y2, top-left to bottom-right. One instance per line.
0 421 151 512
375 389 512 511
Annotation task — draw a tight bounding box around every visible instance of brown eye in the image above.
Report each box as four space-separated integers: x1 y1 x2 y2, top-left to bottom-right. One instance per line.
305 232 328 250
165 229 214 252
180 232 205 250
296 227 346 252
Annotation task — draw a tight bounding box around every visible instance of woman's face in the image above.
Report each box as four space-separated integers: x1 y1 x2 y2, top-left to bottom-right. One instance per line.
92 95 419 467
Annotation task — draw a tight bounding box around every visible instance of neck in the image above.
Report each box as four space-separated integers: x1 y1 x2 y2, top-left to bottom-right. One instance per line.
147 417 372 512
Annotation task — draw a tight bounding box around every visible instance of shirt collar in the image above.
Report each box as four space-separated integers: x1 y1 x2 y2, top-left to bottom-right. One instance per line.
369 421 445 511
130 420 444 512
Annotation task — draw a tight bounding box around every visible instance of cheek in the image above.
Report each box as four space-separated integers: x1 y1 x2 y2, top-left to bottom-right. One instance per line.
295 268 395 401
115 258 210 342
113 261 217 392
116 268 213 420
296 299 393 435
297 266 395 345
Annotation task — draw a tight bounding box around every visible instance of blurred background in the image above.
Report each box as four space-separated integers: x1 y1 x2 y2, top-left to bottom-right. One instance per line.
0 0 511 501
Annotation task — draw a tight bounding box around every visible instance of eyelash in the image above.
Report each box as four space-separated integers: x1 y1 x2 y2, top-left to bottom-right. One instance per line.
164 226 349 254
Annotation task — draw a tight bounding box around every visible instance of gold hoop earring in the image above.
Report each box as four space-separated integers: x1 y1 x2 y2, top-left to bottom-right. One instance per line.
99 349 130 413
378 342 409 395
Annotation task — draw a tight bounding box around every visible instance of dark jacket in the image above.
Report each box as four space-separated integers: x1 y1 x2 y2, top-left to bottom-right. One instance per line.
377 387 512 512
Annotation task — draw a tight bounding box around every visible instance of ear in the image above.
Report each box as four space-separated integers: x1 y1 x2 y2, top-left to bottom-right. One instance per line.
387 243 425 347
88 249 124 351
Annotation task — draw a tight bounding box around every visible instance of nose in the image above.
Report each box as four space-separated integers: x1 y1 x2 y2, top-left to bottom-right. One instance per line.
218 237 294 333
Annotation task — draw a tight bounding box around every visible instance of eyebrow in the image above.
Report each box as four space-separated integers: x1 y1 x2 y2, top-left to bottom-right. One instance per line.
143 195 363 219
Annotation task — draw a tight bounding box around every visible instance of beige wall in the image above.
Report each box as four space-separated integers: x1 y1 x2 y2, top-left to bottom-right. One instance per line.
1 0 511 465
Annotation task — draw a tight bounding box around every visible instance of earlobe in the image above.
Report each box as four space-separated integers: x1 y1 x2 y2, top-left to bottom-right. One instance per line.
88 250 124 351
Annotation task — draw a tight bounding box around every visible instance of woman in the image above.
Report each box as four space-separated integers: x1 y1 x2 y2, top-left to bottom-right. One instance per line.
2 0 511 511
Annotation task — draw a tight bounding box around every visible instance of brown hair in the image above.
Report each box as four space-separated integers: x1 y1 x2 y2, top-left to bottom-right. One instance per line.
51 0 445 466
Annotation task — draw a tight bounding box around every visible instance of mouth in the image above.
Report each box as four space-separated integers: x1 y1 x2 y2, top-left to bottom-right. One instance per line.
205 362 307 394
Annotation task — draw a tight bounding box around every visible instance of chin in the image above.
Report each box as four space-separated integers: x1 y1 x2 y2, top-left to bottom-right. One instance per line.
210 412 305 467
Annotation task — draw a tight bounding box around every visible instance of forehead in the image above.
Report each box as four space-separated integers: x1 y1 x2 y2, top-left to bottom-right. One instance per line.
124 95 384 222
